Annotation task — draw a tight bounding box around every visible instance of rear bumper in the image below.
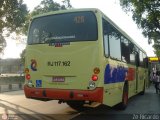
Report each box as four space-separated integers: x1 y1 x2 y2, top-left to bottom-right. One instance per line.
24 85 103 103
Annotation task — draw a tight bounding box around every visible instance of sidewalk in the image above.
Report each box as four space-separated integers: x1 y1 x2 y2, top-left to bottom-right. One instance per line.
124 84 160 114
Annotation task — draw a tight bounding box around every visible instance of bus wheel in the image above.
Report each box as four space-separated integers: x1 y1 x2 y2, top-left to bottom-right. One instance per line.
119 83 128 110
66 101 86 112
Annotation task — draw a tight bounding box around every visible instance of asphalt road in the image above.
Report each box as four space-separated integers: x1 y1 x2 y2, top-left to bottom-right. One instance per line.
0 84 159 120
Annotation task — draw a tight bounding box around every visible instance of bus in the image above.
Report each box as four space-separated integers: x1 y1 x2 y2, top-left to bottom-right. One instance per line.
24 8 148 111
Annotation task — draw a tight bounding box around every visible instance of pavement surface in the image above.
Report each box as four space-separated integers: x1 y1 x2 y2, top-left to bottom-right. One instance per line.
0 84 159 120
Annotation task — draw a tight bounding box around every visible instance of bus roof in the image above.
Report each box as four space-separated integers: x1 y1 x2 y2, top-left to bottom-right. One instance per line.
31 8 99 19
31 8 146 55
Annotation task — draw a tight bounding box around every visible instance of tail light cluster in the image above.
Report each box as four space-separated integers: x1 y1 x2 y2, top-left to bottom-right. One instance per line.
25 68 31 80
89 67 100 89
25 67 33 87
92 67 100 81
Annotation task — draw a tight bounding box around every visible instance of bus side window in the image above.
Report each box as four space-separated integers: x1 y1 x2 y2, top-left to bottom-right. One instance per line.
143 53 148 68
108 23 121 60
139 50 144 67
102 19 109 57
130 53 135 64
129 43 136 65
135 52 140 67
121 36 130 63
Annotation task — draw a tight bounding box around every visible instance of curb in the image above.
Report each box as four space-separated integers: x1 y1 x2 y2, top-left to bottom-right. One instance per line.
0 83 23 93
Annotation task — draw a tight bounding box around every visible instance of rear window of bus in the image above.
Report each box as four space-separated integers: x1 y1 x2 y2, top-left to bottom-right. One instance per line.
28 11 98 44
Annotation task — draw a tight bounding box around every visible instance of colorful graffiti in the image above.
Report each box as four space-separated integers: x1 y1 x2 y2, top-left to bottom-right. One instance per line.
104 64 135 84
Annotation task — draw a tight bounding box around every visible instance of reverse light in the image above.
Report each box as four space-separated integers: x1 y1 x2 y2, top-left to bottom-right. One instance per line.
28 80 33 87
26 74 31 80
93 67 100 74
89 81 96 89
92 74 98 81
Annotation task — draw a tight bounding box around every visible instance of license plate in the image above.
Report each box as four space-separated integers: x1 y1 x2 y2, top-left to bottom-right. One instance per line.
52 76 65 82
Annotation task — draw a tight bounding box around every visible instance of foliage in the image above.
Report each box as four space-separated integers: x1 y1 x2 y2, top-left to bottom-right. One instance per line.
0 33 6 53
20 0 72 62
154 49 160 56
22 0 72 35
120 0 160 56
0 0 28 53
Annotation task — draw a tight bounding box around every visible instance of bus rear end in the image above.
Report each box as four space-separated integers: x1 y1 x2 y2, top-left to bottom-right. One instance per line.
24 9 104 108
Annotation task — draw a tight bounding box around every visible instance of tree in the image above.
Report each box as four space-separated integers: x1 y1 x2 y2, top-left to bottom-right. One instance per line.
31 0 70 16
0 0 28 53
20 0 72 62
0 33 6 53
22 0 72 35
120 0 160 55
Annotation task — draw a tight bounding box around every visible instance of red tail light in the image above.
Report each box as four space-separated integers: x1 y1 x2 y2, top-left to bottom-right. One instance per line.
92 75 98 81
26 74 31 80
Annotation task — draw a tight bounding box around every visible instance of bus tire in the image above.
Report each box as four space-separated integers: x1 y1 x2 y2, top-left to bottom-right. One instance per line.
66 101 86 112
119 82 128 110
